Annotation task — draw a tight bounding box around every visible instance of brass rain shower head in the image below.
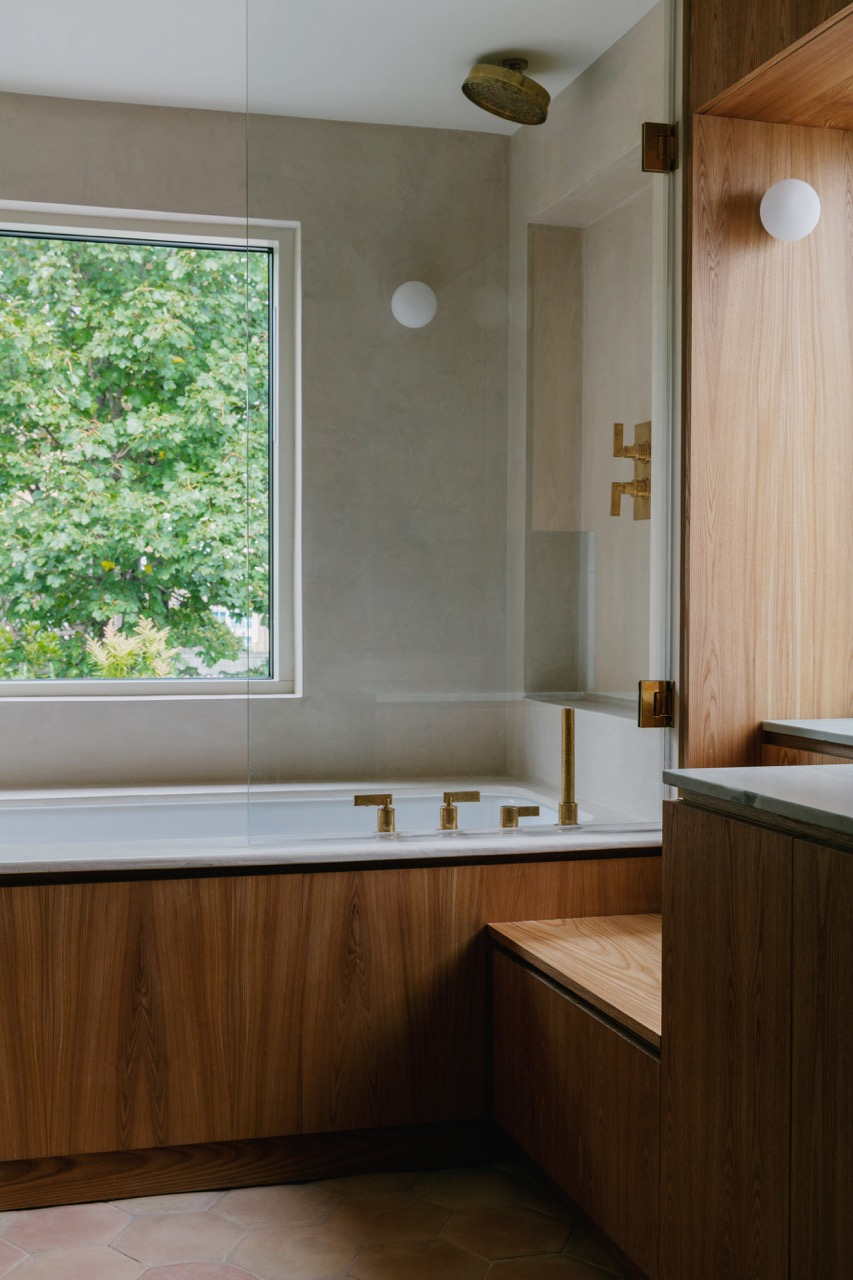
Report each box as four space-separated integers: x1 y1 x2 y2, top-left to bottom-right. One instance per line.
461 57 550 126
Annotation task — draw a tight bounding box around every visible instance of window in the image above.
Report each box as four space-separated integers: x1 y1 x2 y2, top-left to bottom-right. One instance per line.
0 211 299 696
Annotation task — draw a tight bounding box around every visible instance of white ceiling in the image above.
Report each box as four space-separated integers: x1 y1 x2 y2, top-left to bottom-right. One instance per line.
3 0 659 134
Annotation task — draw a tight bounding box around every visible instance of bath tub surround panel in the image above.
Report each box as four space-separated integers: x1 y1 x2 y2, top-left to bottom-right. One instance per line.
0 851 661 1201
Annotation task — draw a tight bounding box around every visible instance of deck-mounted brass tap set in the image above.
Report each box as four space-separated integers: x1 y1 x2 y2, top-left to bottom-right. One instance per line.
354 707 581 833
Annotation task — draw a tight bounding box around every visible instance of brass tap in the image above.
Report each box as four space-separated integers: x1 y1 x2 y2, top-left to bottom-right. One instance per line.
440 790 480 830
558 707 579 826
354 793 395 833
500 804 540 830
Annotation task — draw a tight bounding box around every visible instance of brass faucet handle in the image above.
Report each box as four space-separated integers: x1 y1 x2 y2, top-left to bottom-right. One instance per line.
613 421 652 463
500 804 540 829
611 478 651 517
353 793 395 833
440 790 480 830
353 793 393 808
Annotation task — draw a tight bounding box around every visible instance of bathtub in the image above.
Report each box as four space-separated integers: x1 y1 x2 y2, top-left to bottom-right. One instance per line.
0 781 662 873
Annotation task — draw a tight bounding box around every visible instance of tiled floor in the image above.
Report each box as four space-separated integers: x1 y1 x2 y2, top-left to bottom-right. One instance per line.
0 1163 630 1280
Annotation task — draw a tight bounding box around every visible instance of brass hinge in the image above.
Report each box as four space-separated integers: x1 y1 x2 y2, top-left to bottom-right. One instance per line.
638 679 675 728
642 122 678 173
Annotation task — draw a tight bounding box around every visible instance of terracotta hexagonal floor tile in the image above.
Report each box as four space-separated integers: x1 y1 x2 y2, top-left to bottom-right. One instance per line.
228 1223 362 1280
142 1264 258 1279
349 1238 488 1280
114 1192 225 1216
112 1211 246 1265
412 1168 531 1212
486 1256 625 1280
9 1246 144 1280
442 1208 571 1260
562 1224 625 1274
0 1239 27 1278
324 1192 449 1243
1 1203 132 1251
217 1184 332 1228
315 1171 417 1197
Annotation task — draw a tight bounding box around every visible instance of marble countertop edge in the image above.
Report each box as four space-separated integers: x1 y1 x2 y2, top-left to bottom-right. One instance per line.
664 765 853 839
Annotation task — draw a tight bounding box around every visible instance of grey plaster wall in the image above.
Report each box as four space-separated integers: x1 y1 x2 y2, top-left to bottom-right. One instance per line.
0 92 509 786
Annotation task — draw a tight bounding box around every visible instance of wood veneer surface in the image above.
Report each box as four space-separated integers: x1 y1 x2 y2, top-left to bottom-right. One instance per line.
660 801 792 1279
689 0 850 113
488 914 661 1047
492 948 660 1278
300 856 662 1134
702 2 853 127
791 839 852 1277
684 113 853 767
0 875 304 1162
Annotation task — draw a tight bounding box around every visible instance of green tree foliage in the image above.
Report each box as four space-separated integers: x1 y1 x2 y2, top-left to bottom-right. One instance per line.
0 234 270 678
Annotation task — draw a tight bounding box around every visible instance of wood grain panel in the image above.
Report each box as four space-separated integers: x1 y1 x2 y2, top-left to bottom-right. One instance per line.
702 3 853 127
492 949 659 1278
791 839 852 1277
0 1121 512 1213
0 875 303 1161
684 114 853 767
689 0 849 113
301 856 662 1134
488 914 661 1046
660 801 792 1280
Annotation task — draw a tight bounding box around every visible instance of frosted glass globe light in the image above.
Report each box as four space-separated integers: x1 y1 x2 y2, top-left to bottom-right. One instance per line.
391 281 437 328
759 179 821 241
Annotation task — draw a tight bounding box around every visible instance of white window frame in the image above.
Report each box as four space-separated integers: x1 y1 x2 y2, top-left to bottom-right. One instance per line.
0 201 302 701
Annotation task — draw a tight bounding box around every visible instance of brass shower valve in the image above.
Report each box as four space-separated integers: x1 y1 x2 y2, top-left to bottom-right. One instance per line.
610 420 651 520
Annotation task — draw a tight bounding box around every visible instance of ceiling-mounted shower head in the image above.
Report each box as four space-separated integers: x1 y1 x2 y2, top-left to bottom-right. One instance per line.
461 57 550 126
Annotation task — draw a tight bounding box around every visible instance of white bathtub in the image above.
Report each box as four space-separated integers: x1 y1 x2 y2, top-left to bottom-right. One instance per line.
0 782 661 873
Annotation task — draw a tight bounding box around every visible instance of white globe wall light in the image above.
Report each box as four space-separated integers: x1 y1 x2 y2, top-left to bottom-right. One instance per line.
391 280 437 328
759 178 821 241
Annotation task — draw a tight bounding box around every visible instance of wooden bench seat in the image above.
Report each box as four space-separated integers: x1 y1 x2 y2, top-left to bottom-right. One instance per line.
487 912 662 1048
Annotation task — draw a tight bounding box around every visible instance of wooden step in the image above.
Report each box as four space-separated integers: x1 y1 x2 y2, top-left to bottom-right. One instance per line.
487 913 662 1048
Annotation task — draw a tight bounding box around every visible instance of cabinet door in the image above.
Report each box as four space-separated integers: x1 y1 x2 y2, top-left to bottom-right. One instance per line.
0 874 304 1160
791 840 852 1278
660 801 791 1280
492 949 660 1278
300 856 662 1133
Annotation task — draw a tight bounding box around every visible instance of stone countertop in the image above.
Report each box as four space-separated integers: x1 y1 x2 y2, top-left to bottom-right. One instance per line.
762 717 853 748
664 764 853 841
0 826 663 877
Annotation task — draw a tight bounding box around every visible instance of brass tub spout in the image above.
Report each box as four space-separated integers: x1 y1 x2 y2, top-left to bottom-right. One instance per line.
558 708 579 826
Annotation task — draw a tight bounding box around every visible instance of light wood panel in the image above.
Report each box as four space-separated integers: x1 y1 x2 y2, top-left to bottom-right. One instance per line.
660 801 792 1279
701 2 853 126
488 914 661 1047
0 875 304 1161
492 948 659 1278
689 0 850 113
683 113 853 767
300 856 662 1133
791 839 852 1278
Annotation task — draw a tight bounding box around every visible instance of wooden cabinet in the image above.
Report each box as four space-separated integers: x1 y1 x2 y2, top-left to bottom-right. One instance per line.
301 857 662 1132
490 918 661 1279
0 852 661 1175
791 840 853 1278
660 799 852 1279
0 875 305 1161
